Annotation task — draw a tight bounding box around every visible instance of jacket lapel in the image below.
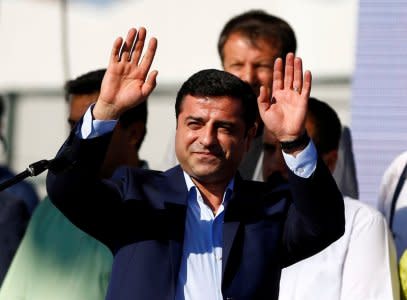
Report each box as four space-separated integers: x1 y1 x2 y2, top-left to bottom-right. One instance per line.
162 166 189 294
222 218 240 278
222 175 246 279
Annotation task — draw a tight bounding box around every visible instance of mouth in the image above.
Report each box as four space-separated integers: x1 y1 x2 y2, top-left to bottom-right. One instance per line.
192 151 223 161
193 151 218 157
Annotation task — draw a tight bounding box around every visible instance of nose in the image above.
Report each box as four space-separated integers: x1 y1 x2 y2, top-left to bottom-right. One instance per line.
200 125 218 147
240 65 256 86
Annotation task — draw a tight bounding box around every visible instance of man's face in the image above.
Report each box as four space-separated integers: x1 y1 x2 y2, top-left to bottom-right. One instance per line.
262 129 288 181
68 92 137 178
175 95 254 185
68 92 99 129
222 32 280 96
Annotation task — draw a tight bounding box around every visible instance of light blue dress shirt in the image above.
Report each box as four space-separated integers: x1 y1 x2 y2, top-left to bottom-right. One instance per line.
174 173 234 300
78 105 318 299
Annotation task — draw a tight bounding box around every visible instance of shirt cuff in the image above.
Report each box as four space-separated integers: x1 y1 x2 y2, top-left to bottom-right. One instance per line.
282 140 317 178
76 104 118 139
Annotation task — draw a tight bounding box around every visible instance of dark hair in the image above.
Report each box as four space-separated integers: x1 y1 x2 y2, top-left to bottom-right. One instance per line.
218 10 297 62
307 97 342 155
64 69 106 101
175 69 257 132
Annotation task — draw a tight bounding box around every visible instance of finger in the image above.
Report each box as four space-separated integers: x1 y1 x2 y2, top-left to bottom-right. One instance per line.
302 70 312 98
129 27 146 63
284 53 294 90
257 85 271 116
120 28 137 62
272 58 283 94
142 70 159 97
138 37 158 79
293 57 303 93
110 37 123 63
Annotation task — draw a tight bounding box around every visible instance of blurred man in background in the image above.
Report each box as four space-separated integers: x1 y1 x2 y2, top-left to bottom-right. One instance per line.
0 95 40 214
0 69 149 300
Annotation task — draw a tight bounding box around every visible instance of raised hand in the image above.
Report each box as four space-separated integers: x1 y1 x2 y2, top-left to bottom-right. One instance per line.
93 27 158 120
257 53 311 143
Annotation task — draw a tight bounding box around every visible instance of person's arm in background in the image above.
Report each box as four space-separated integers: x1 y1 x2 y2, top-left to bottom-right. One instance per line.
332 126 359 199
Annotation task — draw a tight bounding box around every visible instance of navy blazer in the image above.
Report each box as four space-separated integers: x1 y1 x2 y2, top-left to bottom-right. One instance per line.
0 191 29 284
47 132 344 300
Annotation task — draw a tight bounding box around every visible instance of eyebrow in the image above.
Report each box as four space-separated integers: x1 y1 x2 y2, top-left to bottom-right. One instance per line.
188 116 236 125
185 116 204 123
185 116 237 129
215 120 236 129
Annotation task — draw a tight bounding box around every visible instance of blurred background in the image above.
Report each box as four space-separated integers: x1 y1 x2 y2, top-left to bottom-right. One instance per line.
0 0 406 208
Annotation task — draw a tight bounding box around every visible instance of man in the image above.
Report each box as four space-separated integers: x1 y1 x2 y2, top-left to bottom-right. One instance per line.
219 10 359 199
0 98 31 285
46 26 344 300
0 95 40 214
261 98 399 299
0 69 149 300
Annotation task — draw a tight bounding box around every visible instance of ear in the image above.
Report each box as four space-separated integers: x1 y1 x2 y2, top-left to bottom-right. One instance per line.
322 150 338 174
244 123 258 152
124 122 145 148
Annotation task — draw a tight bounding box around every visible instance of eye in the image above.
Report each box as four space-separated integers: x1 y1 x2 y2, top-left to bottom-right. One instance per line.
256 63 273 71
228 62 243 70
219 128 230 134
187 121 201 130
217 125 234 135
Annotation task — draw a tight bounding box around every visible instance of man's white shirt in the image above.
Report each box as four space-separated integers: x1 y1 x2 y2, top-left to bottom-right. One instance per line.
278 198 399 300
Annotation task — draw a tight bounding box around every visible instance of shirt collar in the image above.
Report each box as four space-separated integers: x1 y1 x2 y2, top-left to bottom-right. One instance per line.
182 171 235 206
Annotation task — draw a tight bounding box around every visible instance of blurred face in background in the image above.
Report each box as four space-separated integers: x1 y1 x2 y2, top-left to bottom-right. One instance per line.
221 32 280 96
67 92 141 178
67 92 99 129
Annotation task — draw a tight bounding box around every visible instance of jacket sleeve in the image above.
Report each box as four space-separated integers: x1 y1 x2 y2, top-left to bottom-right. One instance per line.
282 157 345 266
46 131 125 251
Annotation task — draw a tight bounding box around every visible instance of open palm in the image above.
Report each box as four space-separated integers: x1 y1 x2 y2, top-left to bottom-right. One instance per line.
94 27 158 120
257 53 311 142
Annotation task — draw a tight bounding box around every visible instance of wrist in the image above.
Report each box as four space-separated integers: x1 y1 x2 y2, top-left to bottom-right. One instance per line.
92 101 120 120
280 131 310 154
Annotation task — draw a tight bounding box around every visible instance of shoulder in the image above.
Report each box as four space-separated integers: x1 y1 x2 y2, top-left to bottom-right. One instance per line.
383 151 407 181
344 198 387 230
30 197 64 226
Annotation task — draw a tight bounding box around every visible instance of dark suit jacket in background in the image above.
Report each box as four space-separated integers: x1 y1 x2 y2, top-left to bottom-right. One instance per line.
47 132 344 300
332 126 359 199
0 191 29 284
